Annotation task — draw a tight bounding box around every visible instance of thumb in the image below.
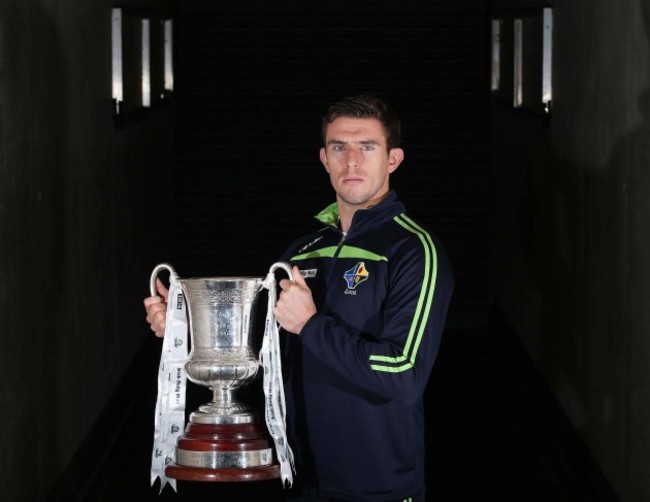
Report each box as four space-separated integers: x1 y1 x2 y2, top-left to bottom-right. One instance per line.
292 266 306 285
156 278 170 301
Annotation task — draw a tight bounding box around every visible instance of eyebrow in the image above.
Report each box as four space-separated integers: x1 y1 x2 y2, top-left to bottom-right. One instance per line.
326 139 380 146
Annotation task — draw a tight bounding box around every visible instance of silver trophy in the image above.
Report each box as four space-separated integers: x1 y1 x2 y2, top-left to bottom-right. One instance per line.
149 262 293 483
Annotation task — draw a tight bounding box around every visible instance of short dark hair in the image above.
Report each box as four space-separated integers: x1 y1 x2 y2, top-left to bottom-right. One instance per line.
321 94 401 151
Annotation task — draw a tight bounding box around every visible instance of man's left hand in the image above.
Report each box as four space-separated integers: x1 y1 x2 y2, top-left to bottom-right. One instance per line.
274 266 317 335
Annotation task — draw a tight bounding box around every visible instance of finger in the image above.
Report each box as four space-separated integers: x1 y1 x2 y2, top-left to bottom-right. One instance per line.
146 302 167 317
151 319 165 337
156 278 170 300
145 303 166 324
144 295 163 308
150 311 166 331
279 278 293 291
156 315 166 334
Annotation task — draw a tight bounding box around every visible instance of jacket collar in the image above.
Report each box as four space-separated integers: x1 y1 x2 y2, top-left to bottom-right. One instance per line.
314 191 405 237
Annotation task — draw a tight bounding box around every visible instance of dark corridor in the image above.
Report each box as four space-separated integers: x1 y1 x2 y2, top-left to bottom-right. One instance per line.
51 1 617 500
55 310 617 501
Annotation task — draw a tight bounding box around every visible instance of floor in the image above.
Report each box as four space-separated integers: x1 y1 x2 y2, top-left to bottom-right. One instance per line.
63 311 619 501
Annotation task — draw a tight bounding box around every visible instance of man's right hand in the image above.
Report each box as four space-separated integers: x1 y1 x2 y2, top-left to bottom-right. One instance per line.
144 278 169 337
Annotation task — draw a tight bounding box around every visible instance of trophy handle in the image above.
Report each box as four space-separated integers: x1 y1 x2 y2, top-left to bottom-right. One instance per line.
149 262 178 296
268 261 294 282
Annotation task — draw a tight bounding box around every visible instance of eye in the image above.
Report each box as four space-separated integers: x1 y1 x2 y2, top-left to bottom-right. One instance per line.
331 144 345 152
361 144 376 151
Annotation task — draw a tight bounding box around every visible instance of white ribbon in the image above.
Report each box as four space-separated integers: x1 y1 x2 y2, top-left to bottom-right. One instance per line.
150 274 188 493
260 272 295 487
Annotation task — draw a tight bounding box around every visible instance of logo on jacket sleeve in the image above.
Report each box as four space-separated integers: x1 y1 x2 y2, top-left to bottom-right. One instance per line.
343 262 369 290
300 268 317 279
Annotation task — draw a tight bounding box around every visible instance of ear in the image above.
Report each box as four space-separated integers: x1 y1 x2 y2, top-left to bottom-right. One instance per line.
387 148 404 173
319 148 329 173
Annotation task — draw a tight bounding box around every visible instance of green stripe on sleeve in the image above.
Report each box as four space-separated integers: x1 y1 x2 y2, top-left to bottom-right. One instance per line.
369 214 438 373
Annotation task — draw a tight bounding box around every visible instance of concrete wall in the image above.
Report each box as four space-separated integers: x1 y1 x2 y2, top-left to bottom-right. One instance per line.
0 0 174 499
490 0 650 499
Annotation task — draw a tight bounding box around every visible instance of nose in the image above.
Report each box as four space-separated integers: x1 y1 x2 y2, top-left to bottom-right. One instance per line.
346 148 362 169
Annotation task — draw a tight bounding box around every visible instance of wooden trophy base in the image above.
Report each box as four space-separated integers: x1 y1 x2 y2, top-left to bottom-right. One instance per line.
165 421 281 482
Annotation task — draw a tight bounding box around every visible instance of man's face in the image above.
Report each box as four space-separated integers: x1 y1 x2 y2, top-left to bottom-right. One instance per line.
319 117 404 209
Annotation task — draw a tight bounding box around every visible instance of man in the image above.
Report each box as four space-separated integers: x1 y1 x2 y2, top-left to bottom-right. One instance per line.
145 94 454 501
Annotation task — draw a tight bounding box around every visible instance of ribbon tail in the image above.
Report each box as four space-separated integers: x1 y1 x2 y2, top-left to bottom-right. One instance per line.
150 275 187 494
260 272 296 487
153 474 177 494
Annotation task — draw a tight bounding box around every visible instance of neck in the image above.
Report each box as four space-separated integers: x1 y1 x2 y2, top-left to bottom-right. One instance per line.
337 191 390 232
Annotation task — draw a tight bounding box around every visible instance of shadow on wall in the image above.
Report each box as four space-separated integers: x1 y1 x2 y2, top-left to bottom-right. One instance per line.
597 2 650 486
0 1 71 499
512 3 650 495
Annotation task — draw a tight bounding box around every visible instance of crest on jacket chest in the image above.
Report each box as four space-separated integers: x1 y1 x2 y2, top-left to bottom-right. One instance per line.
343 262 369 294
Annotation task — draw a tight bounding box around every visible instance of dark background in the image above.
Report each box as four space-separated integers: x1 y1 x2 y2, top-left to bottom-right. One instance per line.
172 0 491 330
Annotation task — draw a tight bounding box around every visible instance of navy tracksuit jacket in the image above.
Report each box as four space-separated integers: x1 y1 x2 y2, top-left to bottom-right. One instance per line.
281 191 454 501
